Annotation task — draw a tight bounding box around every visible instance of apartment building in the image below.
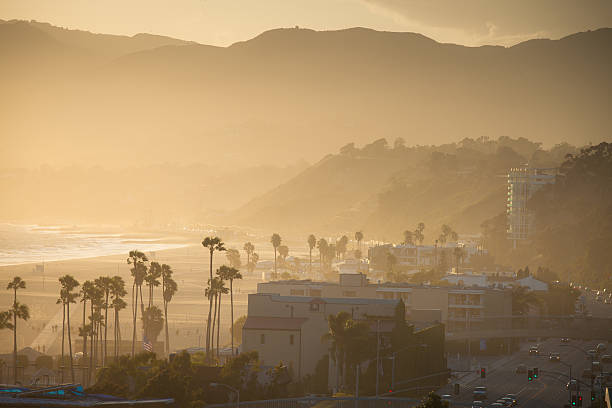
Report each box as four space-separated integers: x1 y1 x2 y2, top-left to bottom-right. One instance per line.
242 292 398 380
506 166 556 247
258 274 512 331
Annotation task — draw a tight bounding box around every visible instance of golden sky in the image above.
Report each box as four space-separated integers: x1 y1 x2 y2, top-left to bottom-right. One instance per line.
1 0 611 46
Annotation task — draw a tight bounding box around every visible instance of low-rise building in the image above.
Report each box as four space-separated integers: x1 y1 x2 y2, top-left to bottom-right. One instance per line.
242 292 398 380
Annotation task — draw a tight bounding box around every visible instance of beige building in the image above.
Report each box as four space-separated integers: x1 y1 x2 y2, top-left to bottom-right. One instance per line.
242 292 398 380
258 274 512 331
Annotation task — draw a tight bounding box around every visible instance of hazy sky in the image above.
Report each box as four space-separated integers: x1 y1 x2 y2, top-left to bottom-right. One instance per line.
1 0 611 46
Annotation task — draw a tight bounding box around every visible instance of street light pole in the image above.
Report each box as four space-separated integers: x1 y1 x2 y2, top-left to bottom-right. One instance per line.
375 320 380 397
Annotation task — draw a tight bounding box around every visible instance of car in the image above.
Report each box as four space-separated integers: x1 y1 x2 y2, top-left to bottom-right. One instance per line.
601 354 611 363
588 349 597 359
504 394 518 404
471 402 484 408
566 380 578 390
494 400 509 406
597 343 607 353
549 352 560 361
592 361 601 372
473 386 487 400
561 337 570 343
489 403 504 407
529 347 539 355
515 364 527 374
440 394 452 406
500 397 517 406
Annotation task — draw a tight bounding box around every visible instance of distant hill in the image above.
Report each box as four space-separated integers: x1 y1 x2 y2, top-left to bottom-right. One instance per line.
1 21 610 171
230 137 578 239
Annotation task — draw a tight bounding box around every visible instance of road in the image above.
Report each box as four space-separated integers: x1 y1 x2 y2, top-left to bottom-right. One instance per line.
436 337 610 407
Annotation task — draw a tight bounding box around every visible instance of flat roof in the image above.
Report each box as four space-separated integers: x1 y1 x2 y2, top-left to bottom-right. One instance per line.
243 316 308 331
252 293 398 305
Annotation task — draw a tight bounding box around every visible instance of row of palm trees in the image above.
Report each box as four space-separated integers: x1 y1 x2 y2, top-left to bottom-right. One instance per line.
270 232 366 278
126 251 178 359
202 237 243 363
1 277 30 385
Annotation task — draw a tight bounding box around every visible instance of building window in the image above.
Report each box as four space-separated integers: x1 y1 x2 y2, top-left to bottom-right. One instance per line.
342 290 356 297
383 292 394 300
309 303 320 312
290 334 294 345
260 334 265 344
290 289 305 296
310 289 322 297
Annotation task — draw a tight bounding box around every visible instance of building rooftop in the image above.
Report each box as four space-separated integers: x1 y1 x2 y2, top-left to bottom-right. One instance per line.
253 292 398 305
243 316 308 331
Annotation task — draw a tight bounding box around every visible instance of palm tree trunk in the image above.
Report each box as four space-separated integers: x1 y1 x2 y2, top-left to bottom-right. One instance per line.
89 303 94 384
82 300 87 357
103 293 108 366
309 248 312 276
61 303 66 383
206 249 214 362
211 294 218 362
164 300 169 356
274 248 277 279
230 280 234 355
12 289 17 384
217 292 221 359
67 302 75 382
132 282 137 357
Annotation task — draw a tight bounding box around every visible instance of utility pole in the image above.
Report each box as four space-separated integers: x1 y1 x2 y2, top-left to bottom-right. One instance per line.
375 319 380 397
355 363 360 408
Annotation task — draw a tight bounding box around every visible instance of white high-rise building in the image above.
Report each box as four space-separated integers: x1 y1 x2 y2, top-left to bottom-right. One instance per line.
506 166 556 247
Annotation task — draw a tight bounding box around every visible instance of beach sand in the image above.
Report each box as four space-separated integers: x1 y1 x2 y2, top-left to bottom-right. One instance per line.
0 242 272 355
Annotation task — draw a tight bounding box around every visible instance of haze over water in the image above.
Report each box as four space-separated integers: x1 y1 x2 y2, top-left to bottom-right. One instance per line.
0 223 188 266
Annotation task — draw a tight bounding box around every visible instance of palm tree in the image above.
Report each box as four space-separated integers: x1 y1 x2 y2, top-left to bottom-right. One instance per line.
217 265 242 355
250 253 259 274
270 233 281 279
202 236 226 362
354 231 364 252
214 274 229 359
226 249 241 269
127 250 148 357
88 285 103 383
403 230 414 245
7 277 28 384
110 276 127 359
59 275 79 382
146 262 162 307
386 252 398 282
439 224 458 246
243 242 255 273
307 234 316 275
278 245 289 267
322 311 350 391
79 281 95 359
317 238 328 272
453 247 465 274
206 277 223 362
414 222 425 246
161 264 177 355
94 276 112 365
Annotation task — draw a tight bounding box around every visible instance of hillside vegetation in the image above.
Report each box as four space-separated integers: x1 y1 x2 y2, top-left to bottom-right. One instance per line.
232 137 578 239
483 143 612 290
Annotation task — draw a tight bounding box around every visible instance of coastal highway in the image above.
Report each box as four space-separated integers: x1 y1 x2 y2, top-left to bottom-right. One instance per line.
437 337 609 407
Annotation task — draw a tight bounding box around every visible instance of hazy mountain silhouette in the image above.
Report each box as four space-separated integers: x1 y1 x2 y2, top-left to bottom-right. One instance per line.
1 21 610 171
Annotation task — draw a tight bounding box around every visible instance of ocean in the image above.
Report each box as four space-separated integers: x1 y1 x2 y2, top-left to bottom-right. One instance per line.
0 223 188 266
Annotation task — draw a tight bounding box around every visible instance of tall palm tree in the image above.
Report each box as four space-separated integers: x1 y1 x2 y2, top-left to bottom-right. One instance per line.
127 250 148 357
243 242 254 273
453 247 465 274
206 278 219 361
202 236 226 362
146 262 162 307
213 274 229 359
414 222 425 246
110 276 127 359
7 277 28 384
87 285 103 383
317 238 328 272
161 264 177 355
322 311 350 391
217 265 242 355
79 280 95 358
250 253 259 274
307 234 316 275
403 230 414 245
354 231 363 252
94 276 112 365
58 275 79 382
270 233 281 279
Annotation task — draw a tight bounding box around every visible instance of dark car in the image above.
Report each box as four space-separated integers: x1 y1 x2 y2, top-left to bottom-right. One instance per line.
549 352 560 361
